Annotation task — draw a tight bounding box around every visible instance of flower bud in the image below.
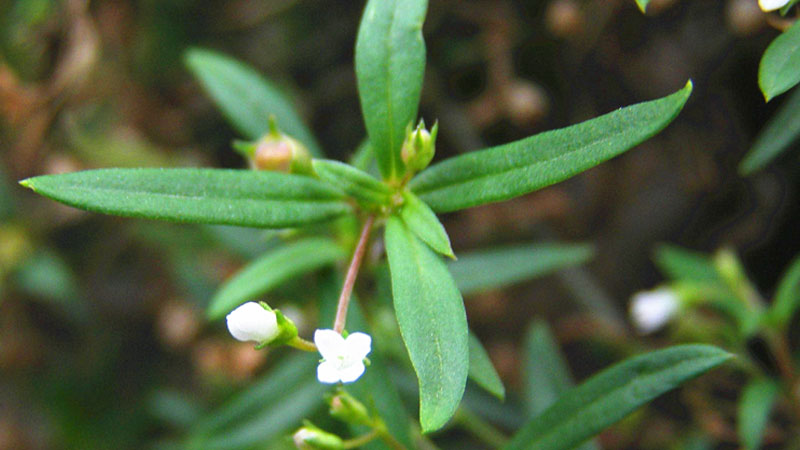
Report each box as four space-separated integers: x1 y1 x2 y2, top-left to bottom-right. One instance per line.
629 288 679 334
233 117 312 175
759 0 790 12
401 119 437 173
328 390 372 426
226 302 279 344
292 423 344 450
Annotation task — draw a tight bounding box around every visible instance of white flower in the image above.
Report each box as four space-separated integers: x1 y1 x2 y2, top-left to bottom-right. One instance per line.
759 0 790 11
226 302 279 343
629 288 679 334
314 329 372 384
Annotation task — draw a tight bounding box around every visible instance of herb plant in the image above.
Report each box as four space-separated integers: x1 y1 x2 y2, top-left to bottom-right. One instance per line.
20 1 731 448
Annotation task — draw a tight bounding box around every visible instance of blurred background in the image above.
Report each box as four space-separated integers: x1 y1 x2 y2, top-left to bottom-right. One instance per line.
1 0 799 448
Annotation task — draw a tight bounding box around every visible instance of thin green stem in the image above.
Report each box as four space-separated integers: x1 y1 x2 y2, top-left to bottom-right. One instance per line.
343 430 380 449
288 336 317 352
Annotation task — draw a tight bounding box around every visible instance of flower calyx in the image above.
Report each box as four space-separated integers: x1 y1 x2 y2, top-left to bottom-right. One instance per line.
233 116 313 175
327 389 373 427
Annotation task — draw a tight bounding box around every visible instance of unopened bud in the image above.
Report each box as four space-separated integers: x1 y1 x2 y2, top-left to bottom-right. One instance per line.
233 117 312 175
225 301 298 347
328 391 372 426
293 423 344 450
630 288 679 334
401 119 437 173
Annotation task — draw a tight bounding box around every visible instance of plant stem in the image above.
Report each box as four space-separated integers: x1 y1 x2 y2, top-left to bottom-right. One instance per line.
343 430 379 449
375 426 408 450
334 215 375 334
288 336 317 352
455 407 508 448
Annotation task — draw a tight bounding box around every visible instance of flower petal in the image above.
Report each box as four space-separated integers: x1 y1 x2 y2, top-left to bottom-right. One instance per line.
338 361 366 383
314 329 345 360
317 360 342 384
344 332 372 360
759 0 790 11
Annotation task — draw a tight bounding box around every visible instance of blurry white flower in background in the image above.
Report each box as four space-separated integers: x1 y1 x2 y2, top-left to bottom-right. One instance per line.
630 288 679 334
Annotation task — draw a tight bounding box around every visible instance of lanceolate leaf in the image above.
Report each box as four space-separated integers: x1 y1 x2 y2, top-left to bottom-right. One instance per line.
449 243 594 296
384 216 468 432
738 378 779 450
400 191 454 258
768 253 800 328
524 321 599 450
207 238 346 320
410 82 693 212
312 159 393 206
740 86 800 174
468 332 505 400
503 345 732 450
654 244 722 283
20 168 351 229
355 0 428 180
185 48 322 156
759 21 800 102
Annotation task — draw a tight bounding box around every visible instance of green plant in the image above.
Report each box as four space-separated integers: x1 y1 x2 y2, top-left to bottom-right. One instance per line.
20 1 729 448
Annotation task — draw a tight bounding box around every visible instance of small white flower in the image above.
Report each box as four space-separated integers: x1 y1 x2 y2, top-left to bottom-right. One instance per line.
226 302 279 343
759 0 790 12
629 288 679 334
314 329 372 384
292 428 317 450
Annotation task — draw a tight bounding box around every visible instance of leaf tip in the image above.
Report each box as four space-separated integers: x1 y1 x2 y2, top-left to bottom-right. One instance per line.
18 178 33 189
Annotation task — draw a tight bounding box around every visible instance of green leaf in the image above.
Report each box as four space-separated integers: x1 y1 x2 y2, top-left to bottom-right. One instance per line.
738 378 779 450
410 81 693 212
312 159 393 206
185 48 322 156
523 321 573 417
468 332 505 400
653 244 721 283
634 0 650 13
739 86 800 174
523 321 599 450
207 238 345 320
355 0 428 180
400 191 454 258
759 21 800 102
768 253 800 328
448 243 594 296
780 0 800 15
20 168 351 229
503 345 732 450
384 216 468 432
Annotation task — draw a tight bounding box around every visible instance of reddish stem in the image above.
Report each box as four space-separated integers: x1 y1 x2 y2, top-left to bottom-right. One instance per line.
333 215 375 334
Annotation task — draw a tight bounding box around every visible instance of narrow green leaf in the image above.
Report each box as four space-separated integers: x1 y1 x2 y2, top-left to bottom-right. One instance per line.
185 48 322 156
523 321 599 450
759 21 800 102
195 379 326 450
400 191 454 258
740 86 800 174
653 244 721 283
503 345 732 450
468 332 505 400
192 354 318 435
768 253 800 328
20 168 351 229
410 82 693 212
312 159 393 206
355 0 428 180
780 0 800 15
634 0 650 13
384 216 468 432
523 321 573 417
448 243 594 296
207 238 345 320
738 378 779 450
